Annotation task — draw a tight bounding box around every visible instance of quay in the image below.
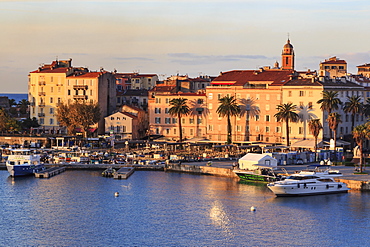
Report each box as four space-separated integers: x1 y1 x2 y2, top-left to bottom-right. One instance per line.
35 167 66 178
113 167 134 179
2 161 370 191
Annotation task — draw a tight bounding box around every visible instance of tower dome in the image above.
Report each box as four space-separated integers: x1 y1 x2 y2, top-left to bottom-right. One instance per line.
281 39 295 70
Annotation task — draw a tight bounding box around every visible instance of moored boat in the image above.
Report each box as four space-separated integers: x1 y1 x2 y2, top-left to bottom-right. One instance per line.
267 173 349 197
6 149 45 177
233 153 287 182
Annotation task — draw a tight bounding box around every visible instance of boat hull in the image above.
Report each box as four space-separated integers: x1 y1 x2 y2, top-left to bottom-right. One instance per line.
234 171 279 182
267 182 349 197
6 164 45 177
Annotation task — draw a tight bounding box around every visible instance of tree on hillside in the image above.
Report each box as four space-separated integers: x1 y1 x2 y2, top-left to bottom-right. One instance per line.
56 101 101 137
168 98 190 142
308 119 323 161
0 108 10 134
274 103 299 146
216 95 241 144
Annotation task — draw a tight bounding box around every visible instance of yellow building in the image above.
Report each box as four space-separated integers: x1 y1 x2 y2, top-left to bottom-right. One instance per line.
148 86 207 141
28 59 116 134
319 57 347 78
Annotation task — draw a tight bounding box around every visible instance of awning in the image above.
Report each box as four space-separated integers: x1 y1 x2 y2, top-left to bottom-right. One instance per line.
291 139 321 149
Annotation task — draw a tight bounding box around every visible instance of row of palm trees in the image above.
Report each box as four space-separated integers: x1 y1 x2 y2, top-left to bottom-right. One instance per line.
167 92 369 149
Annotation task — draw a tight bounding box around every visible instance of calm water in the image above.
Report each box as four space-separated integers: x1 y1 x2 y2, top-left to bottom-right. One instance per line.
0 170 369 246
0 93 27 103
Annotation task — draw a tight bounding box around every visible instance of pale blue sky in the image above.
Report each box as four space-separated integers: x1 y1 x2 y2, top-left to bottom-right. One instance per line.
1 0 370 93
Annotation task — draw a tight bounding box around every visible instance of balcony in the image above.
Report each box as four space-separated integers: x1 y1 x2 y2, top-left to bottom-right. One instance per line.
38 81 46 86
38 113 45 117
73 85 88 90
73 95 88 100
38 103 45 107
38 92 46 96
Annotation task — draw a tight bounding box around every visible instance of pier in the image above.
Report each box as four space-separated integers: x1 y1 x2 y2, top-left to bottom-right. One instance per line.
113 167 135 179
35 167 66 178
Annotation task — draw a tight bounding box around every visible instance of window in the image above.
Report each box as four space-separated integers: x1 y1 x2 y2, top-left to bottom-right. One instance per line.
155 117 161 124
266 94 270 100
50 108 54 114
256 126 260 132
276 127 280 133
218 93 222 99
309 91 313 97
51 87 53 93
299 127 303 135
256 94 260 100
197 118 202 124
237 125 242 132
166 129 170 135
288 91 292 97
299 91 305 97
50 118 54 125
50 97 53 103
190 118 194 124
190 129 193 135
208 103 213 110
255 115 260 121
208 93 213 100
266 105 270 111
308 102 313 109
265 115 270 122
166 98 169 104
197 99 203 104
111 117 114 120
266 126 270 133
208 125 213 131
165 108 169 114
182 119 185 124
172 118 177 124
165 118 171 124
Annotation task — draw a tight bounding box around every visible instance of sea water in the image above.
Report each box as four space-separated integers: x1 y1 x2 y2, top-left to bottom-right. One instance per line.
0 170 369 246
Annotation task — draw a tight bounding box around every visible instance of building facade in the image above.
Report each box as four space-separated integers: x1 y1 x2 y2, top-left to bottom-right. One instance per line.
28 59 116 134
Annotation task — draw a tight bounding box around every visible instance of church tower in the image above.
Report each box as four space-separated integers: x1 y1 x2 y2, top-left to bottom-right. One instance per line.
281 39 295 70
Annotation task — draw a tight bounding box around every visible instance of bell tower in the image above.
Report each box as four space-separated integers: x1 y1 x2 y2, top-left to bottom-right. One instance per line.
281 39 295 70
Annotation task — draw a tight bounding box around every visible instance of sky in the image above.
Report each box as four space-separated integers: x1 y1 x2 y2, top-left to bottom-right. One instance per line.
1 0 370 93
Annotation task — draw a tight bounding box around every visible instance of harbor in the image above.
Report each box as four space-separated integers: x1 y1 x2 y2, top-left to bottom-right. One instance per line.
1 158 370 191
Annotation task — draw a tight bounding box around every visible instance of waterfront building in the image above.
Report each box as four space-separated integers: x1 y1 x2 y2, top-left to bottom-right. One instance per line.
28 59 116 134
115 73 158 90
148 85 207 141
116 89 148 112
104 111 139 140
319 56 347 78
357 63 370 78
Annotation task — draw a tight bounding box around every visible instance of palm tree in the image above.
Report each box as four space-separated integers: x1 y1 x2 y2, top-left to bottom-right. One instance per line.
343 95 363 133
352 124 370 173
216 96 241 144
168 98 190 142
317 91 342 139
274 103 299 146
239 98 260 141
308 119 323 161
364 98 370 117
327 112 342 154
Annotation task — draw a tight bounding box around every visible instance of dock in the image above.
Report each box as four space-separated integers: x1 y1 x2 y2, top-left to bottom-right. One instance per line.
35 167 66 178
113 167 135 179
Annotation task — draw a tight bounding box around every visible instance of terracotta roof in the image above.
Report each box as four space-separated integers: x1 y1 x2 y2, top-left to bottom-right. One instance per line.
30 67 69 74
212 70 294 86
321 60 346 64
150 85 176 92
284 79 322 86
357 63 370 67
121 112 137 119
67 72 103 78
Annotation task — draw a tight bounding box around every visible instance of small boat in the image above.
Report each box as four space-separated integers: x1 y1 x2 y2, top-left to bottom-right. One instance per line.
102 167 116 177
234 166 287 182
267 174 349 197
6 149 45 177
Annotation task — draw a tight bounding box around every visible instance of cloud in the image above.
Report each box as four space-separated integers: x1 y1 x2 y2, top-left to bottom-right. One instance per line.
113 57 154 61
168 53 269 65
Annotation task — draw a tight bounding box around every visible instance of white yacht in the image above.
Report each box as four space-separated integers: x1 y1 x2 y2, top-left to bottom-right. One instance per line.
267 173 349 197
6 149 44 177
298 165 342 177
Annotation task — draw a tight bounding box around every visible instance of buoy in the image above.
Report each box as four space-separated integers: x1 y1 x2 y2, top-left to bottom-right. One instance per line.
115 192 119 197
250 206 256 211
